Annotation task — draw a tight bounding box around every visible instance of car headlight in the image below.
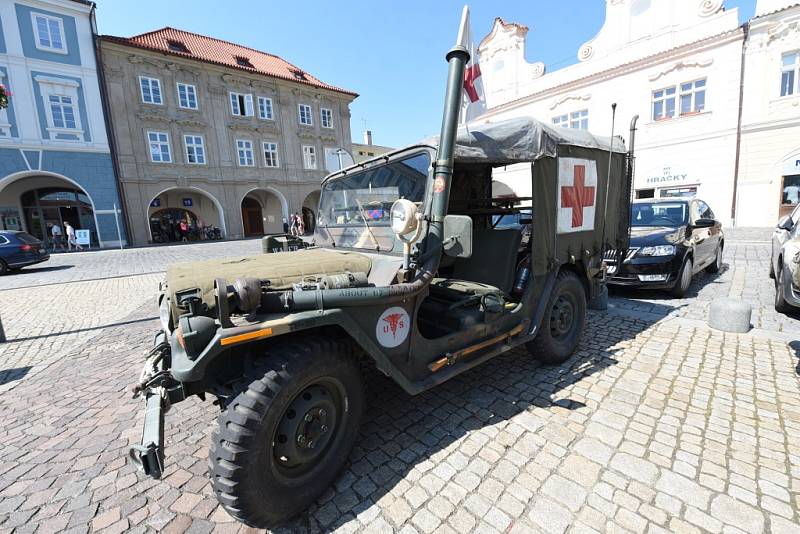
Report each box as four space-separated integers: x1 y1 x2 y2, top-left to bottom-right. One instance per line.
638 245 676 257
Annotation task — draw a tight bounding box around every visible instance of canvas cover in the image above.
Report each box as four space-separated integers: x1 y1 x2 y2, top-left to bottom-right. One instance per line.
421 116 626 166
166 248 372 317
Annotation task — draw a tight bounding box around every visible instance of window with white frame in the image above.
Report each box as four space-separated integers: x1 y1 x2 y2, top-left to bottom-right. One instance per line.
302 145 317 169
32 13 66 54
230 92 254 116
34 75 84 141
679 79 706 115
139 76 162 105
147 131 171 163
321 108 333 128
299 104 313 125
236 139 254 166
263 142 279 167
0 73 10 136
258 96 274 120
781 51 800 97
552 114 568 128
569 110 589 130
177 83 198 109
652 86 677 120
184 135 205 164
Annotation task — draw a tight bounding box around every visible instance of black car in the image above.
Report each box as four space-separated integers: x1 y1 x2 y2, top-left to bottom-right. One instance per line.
607 198 724 297
0 231 50 274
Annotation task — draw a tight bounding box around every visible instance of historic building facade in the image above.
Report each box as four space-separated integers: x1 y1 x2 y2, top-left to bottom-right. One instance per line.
99 27 356 245
0 0 125 248
478 0 800 228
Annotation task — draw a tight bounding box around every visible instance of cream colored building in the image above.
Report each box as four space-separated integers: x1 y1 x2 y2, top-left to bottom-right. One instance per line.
352 130 393 163
478 0 800 227
99 27 356 244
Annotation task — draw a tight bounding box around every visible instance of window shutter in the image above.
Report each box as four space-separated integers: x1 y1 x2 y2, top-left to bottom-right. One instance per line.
245 94 254 116
230 93 238 115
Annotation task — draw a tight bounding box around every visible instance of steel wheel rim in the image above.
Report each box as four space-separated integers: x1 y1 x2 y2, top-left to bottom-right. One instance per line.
549 294 576 339
272 378 344 477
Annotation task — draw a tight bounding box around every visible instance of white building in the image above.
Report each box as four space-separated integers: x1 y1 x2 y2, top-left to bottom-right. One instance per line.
478 0 800 227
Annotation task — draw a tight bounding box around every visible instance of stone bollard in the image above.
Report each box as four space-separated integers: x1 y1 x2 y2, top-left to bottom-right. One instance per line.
588 285 609 311
708 298 752 333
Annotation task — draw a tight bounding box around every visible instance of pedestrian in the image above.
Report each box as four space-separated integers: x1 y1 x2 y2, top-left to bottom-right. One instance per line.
64 221 83 251
50 222 65 252
297 214 305 236
179 219 189 242
289 213 298 236
283 217 289 234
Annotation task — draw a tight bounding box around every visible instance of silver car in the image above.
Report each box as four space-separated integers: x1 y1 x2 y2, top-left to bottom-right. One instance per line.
770 204 800 312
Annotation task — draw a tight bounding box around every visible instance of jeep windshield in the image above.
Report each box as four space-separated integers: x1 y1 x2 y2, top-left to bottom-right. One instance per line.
317 151 430 251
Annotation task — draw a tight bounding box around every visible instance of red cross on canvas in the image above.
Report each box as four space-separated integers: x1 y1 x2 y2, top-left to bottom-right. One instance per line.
561 164 596 228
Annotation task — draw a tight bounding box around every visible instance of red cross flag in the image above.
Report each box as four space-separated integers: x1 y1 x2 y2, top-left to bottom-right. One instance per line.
457 6 486 124
557 158 598 234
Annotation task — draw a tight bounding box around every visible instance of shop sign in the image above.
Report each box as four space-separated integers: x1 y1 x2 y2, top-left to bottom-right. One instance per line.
783 155 800 176
75 229 91 246
646 166 689 185
150 198 161 208
182 198 193 207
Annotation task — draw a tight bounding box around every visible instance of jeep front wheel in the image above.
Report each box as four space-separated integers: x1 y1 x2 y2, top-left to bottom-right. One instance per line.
208 337 364 528
526 271 586 365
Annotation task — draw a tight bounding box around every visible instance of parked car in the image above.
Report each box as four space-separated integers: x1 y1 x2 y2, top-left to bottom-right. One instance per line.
0 231 50 274
607 198 724 297
769 205 800 312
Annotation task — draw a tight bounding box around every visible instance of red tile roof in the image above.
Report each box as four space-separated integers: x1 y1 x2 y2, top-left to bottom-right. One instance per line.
101 27 358 97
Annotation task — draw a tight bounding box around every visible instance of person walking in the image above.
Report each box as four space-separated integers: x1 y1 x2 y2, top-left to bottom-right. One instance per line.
289 213 298 237
64 222 83 251
179 219 189 242
297 214 305 236
50 222 65 252
282 217 289 234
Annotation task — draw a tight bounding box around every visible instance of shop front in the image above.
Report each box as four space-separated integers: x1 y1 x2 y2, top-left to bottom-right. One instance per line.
635 165 699 200
778 152 800 219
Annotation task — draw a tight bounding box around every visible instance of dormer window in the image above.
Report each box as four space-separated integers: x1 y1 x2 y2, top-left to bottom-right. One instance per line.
236 56 254 68
290 68 307 81
167 40 190 54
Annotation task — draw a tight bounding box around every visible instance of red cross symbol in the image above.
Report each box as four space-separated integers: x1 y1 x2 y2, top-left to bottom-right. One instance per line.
464 63 482 103
561 164 595 228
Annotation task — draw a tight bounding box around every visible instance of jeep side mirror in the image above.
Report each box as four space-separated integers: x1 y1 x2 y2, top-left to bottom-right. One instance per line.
777 215 794 231
443 215 472 258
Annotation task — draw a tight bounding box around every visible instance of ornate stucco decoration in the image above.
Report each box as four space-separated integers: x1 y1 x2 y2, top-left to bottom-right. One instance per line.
222 74 252 87
166 62 201 77
297 131 317 140
136 112 173 124
698 0 723 17
578 43 595 62
175 118 207 128
251 80 278 93
478 18 529 61
226 123 279 134
767 19 800 44
647 57 714 81
320 134 338 143
127 55 165 69
549 93 592 110
530 62 546 79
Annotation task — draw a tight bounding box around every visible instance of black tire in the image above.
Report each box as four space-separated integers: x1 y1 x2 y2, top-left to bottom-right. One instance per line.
706 243 723 273
775 262 792 314
0 260 7 275
526 271 586 365
670 257 693 298
769 259 775 279
208 337 364 528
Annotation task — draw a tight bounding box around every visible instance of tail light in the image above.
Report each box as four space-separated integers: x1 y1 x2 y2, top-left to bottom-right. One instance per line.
19 244 33 252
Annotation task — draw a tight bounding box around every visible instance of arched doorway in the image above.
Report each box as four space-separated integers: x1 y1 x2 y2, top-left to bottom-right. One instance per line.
240 189 287 236
0 173 99 248
147 188 225 243
302 190 321 234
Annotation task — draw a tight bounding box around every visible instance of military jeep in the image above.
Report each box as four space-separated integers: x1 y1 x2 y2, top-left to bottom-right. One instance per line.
129 34 634 528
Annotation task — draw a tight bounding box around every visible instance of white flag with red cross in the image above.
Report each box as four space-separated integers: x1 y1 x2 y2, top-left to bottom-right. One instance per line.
557 158 598 234
457 7 486 124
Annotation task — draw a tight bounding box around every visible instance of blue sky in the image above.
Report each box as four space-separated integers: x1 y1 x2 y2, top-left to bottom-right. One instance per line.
96 0 756 148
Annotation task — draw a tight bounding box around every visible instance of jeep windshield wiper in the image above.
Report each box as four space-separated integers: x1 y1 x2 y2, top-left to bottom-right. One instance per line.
354 198 381 251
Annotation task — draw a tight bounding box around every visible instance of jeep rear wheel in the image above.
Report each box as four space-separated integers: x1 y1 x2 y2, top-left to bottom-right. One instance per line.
208 337 364 528
526 271 586 365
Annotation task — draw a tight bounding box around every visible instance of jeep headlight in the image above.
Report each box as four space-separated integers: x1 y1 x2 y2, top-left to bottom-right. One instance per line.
638 245 676 257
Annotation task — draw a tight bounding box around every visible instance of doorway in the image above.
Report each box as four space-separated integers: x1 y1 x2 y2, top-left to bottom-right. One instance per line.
242 196 264 236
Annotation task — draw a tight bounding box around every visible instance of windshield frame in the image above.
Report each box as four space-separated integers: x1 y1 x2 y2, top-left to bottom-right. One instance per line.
630 200 689 228
315 145 436 253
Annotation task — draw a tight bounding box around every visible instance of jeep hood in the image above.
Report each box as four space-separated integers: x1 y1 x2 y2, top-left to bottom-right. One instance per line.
165 248 372 318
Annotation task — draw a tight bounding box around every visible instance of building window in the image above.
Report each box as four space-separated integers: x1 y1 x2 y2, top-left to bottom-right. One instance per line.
302 145 317 169
781 51 800 97
32 13 66 54
263 142 279 167
230 92 254 116
184 135 205 164
652 86 676 120
148 131 171 163
679 79 706 115
48 95 77 130
258 97 273 120
139 76 162 105
177 83 198 109
237 139 254 166
781 175 800 206
552 110 588 130
321 108 333 128
299 104 313 125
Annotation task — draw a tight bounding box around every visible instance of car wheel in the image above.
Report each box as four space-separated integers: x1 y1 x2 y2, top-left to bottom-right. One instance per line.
769 258 775 279
0 260 8 275
775 263 792 314
705 244 723 273
208 337 364 528
670 257 693 298
526 271 586 365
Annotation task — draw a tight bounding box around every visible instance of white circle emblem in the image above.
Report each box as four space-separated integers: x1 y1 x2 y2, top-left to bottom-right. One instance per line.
375 306 410 348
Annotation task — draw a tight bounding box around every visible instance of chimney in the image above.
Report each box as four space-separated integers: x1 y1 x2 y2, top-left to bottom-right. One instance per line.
363 130 373 146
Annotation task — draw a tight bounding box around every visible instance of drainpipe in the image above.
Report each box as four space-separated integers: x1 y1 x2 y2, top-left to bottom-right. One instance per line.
730 22 749 226
91 4 133 247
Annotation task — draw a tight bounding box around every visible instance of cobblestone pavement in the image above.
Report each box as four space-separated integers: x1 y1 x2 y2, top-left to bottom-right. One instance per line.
0 232 799 533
